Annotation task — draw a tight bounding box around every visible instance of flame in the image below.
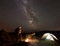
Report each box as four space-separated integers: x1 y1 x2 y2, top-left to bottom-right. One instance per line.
25 38 38 43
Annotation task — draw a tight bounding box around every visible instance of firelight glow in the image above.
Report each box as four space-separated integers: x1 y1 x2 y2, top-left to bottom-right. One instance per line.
25 38 38 43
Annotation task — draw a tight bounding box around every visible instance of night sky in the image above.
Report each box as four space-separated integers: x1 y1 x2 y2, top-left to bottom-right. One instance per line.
0 0 60 32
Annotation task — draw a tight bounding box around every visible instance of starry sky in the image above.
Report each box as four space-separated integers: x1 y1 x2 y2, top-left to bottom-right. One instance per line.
0 0 60 32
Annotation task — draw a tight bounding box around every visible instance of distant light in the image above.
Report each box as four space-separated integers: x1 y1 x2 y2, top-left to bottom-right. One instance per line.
42 33 58 41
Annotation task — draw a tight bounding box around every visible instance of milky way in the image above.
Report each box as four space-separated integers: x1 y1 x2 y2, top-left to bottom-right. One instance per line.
0 0 60 32
21 0 41 30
